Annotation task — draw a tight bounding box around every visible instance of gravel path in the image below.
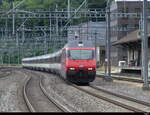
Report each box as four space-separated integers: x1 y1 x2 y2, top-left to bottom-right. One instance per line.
40 72 131 112
91 77 150 105
0 68 28 112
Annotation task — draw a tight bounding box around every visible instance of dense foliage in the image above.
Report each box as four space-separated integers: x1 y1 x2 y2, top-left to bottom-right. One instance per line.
0 0 106 64
0 0 106 9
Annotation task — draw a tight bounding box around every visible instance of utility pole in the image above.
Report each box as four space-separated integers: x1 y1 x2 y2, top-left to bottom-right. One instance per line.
68 0 71 19
105 21 108 76
5 18 8 40
95 31 98 67
142 0 149 90
105 0 113 81
56 4 59 50
49 9 52 49
18 48 20 64
1 55 3 65
12 2 15 39
22 23 25 45
41 30 47 54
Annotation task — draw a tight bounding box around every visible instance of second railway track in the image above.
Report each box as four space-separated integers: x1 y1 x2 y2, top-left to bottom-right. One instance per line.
89 85 150 112
23 70 71 112
59 76 150 112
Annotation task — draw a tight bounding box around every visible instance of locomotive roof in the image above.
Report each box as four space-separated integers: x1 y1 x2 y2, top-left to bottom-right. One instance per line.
67 40 94 48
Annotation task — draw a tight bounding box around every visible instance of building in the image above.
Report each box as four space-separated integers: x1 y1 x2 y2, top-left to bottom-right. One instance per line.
113 24 150 69
68 21 106 66
110 0 150 66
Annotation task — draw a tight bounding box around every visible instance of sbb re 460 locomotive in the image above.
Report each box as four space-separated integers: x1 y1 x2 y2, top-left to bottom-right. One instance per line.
22 40 96 83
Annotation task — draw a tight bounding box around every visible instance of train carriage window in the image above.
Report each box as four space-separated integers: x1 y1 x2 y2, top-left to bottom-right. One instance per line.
45 58 49 63
57 55 60 63
49 58 51 63
54 57 56 63
51 57 55 63
43 59 45 63
58 55 61 63
55 56 58 63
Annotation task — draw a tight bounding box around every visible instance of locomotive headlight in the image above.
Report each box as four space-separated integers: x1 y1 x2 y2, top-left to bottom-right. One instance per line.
70 68 75 70
88 68 93 70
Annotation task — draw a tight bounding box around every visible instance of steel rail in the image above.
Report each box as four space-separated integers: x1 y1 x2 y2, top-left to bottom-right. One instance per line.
25 70 71 112
22 69 147 112
58 77 145 112
23 73 36 112
70 83 145 112
39 75 71 112
90 85 150 107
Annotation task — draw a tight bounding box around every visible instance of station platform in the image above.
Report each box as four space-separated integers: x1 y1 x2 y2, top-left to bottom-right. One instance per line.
96 71 143 83
120 67 141 74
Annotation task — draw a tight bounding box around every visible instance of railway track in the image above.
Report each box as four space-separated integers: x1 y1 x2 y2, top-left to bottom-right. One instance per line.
23 74 35 112
22 69 150 112
58 77 149 112
23 70 70 112
70 84 145 112
89 85 150 112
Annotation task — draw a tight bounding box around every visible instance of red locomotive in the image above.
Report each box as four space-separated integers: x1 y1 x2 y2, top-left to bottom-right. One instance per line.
61 40 96 83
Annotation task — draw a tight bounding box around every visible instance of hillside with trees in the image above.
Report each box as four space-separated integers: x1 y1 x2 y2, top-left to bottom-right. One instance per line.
0 0 106 64
0 0 106 9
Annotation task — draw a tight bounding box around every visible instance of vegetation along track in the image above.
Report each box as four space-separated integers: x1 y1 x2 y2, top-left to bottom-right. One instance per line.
58 76 149 112
23 70 70 112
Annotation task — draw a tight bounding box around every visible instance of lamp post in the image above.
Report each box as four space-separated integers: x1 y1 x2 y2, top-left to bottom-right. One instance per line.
105 0 113 81
68 0 71 19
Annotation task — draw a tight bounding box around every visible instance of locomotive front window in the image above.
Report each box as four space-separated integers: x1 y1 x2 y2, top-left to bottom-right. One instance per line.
68 50 94 60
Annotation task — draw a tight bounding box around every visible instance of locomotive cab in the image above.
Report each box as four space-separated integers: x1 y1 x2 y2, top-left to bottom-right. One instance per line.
63 40 96 83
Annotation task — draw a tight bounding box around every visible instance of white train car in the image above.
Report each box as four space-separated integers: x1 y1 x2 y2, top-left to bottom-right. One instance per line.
22 49 63 74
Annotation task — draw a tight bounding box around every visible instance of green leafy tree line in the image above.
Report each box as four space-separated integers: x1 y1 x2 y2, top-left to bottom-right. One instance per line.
0 0 106 9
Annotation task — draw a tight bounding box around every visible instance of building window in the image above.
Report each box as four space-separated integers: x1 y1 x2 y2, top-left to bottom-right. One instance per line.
134 8 141 13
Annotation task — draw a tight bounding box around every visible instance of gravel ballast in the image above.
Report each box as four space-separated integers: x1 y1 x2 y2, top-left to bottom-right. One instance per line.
93 74 150 104
0 69 28 112
41 72 131 112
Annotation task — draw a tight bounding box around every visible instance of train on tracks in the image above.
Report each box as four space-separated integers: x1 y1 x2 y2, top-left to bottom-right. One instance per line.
22 40 96 83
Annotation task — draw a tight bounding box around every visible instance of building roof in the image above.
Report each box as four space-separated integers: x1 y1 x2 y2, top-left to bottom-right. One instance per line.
112 30 140 45
112 29 150 45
